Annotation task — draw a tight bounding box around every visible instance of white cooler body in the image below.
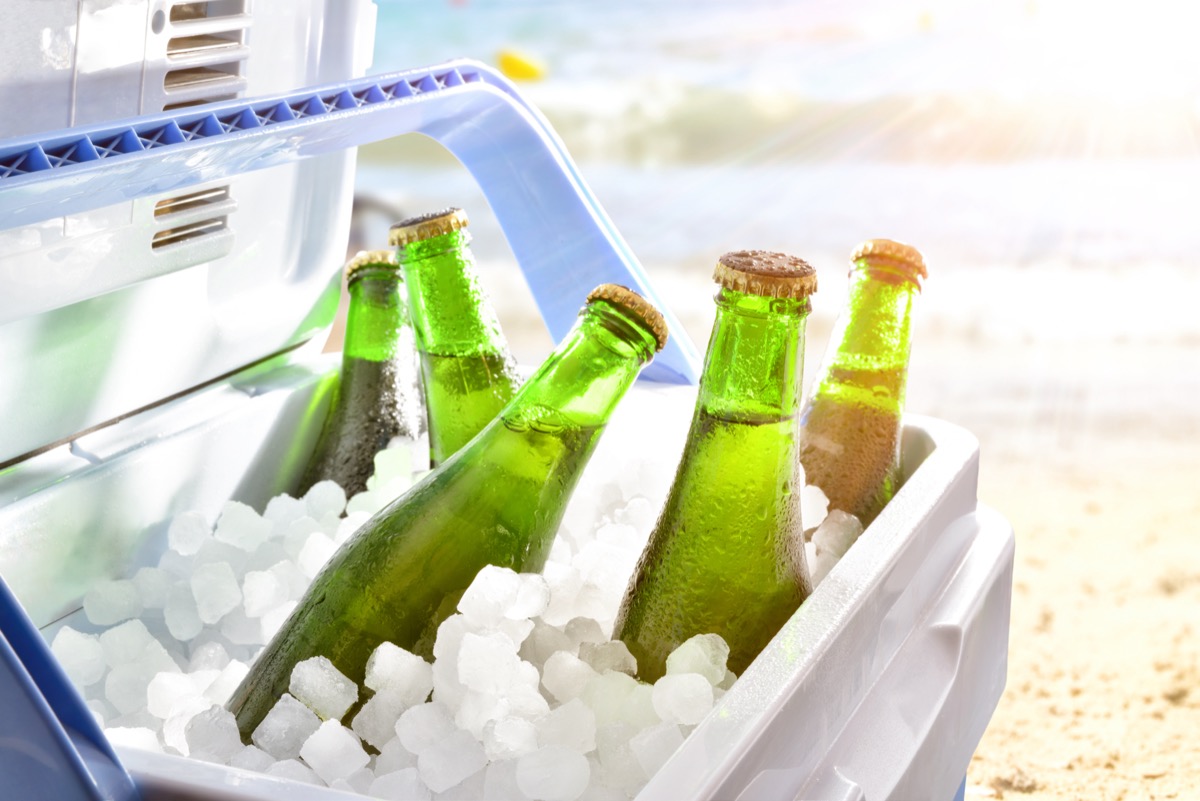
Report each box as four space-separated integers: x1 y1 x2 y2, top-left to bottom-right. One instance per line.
0 360 1013 801
0 4 1014 799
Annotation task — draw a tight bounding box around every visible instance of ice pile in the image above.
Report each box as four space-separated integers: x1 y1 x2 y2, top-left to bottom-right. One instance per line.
46 391 857 801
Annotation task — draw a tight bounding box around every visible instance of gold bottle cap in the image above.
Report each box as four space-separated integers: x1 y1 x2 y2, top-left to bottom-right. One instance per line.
344 249 399 279
586 283 668 352
713 250 818 299
388 207 470 248
851 239 927 286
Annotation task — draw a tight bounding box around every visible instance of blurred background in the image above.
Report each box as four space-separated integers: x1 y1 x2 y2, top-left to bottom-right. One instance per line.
348 2 1200 797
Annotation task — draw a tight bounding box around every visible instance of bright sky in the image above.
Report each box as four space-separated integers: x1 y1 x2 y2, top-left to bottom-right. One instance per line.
850 0 1200 103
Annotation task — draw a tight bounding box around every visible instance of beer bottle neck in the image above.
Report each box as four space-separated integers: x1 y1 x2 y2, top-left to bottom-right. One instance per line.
502 299 659 429
698 287 811 421
816 266 918 397
400 230 509 357
344 268 407 362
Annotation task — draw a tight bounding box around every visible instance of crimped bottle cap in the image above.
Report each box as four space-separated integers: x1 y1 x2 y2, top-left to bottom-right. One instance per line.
344 249 399 279
714 250 818 299
851 239 927 286
586 284 668 352
388 207 470 248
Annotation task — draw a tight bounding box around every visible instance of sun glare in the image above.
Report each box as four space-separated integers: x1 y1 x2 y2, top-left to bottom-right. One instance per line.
1020 0 1200 103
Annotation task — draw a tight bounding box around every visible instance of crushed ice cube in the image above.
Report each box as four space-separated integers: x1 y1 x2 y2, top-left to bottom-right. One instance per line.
614 497 658 533
483 758 524 800
809 509 864 585
99 619 155 667
350 688 407 749
374 737 418 775
188 641 230 672
665 633 730 686
184 705 242 763
458 565 522 628
417 728 487 793
458 632 521 695
289 656 358 721
263 494 307 525
578 641 637 677
164 584 203 641
260 600 298 640
536 698 596 754
104 642 178 716
519 620 574 669
509 574 551 620
167 511 211 556
203 660 249 705
297 532 337 578
132 566 173 609
516 745 591 801
482 716 539 760
50 627 105 687
228 745 275 772
595 722 645 792
190 562 242 625
304 480 347 521
298 720 370 784
214 501 272 552
542 651 599 704
801 483 830 531
651 673 714 725
396 701 457 756
365 641 433 705
563 618 606 649
370 767 431 801
251 693 322 761
147 671 200 719
241 569 286 618
84 579 143 626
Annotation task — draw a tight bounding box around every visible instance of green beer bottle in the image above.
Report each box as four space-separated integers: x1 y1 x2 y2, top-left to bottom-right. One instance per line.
613 251 817 682
229 284 667 736
799 239 926 527
297 250 426 498
390 208 521 466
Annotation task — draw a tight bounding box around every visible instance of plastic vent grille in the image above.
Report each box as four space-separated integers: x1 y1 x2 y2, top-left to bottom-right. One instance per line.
0 66 489 184
151 0 248 252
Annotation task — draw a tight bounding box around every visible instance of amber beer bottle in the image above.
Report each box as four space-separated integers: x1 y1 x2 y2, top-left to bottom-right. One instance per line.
799 239 926 526
229 285 667 736
390 208 521 466
297 250 426 498
613 251 817 682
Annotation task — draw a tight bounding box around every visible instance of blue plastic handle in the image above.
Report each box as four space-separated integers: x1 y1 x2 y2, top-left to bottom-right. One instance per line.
0 574 140 801
0 59 701 385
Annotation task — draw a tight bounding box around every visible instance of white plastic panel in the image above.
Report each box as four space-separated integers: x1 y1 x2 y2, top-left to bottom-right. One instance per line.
0 0 377 465
0 2 78 139
74 0 152 125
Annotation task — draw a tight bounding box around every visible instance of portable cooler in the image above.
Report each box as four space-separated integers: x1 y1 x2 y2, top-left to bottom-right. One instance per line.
0 3 1013 799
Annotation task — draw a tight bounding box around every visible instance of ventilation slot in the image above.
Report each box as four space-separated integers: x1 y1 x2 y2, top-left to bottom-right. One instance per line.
164 64 241 93
151 182 233 251
170 0 245 23
152 217 228 249
153 186 230 218
167 32 240 60
162 94 237 112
